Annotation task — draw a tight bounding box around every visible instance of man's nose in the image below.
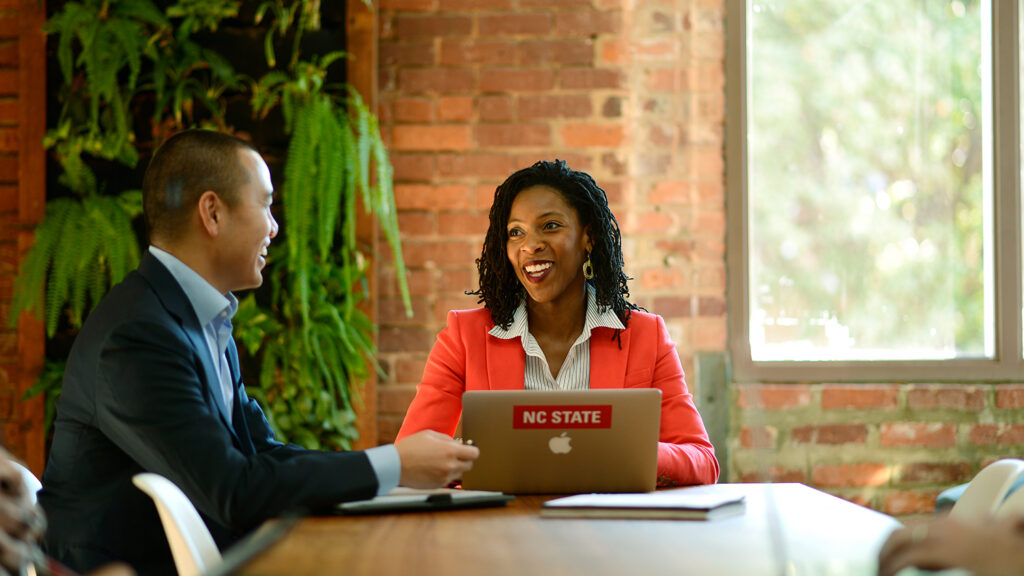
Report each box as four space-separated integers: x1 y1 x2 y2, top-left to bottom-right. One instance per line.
269 213 279 239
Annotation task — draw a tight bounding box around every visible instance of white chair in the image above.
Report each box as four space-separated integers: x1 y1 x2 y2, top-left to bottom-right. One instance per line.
949 458 1024 521
132 473 222 576
9 461 42 505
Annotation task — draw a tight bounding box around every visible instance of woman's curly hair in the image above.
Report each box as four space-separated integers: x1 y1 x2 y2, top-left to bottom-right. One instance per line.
469 159 640 330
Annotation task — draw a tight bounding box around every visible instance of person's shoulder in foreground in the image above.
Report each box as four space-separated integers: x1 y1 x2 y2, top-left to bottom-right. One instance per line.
38 129 478 575
398 159 719 487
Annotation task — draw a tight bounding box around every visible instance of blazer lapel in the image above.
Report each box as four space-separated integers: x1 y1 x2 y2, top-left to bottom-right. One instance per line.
589 327 629 389
139 253 241 445
226 340 256 455
485 335 526 390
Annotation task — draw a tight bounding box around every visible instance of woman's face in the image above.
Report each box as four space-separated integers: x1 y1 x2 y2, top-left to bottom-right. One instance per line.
505 185 592 306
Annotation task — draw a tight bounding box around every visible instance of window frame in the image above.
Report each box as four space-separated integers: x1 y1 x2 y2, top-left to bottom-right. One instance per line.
726 0 1024 382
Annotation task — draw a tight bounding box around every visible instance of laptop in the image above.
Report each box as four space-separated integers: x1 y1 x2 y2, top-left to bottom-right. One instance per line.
460 389 661 494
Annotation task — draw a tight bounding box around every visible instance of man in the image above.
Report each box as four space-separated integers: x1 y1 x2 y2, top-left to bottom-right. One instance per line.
37 130 478 575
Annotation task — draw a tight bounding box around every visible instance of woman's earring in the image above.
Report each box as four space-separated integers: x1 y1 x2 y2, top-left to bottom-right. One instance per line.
582 255 594 280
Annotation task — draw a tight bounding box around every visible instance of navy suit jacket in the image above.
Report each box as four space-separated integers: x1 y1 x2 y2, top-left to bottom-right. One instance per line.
39 253 378 575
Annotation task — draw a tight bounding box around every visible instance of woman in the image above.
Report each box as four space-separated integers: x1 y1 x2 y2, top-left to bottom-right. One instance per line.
397 160 719 487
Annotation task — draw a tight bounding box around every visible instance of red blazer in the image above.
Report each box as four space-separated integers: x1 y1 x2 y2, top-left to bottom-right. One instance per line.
397 307 720 486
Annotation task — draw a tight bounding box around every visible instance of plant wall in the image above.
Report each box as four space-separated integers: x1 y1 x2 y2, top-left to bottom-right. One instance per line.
10 0 409 450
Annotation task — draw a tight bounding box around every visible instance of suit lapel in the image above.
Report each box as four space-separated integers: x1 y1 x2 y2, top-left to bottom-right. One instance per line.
139 253 241 445
226 340 256 455
486 334 526 390
589 327 629 389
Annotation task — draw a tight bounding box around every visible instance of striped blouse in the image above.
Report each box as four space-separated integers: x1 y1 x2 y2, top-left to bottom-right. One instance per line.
489 286 625 390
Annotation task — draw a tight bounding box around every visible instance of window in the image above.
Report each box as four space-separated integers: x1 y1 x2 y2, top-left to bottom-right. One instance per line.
727 0 1024 380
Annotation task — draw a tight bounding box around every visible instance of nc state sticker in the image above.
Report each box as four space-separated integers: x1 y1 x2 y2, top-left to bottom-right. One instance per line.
512 405 613 429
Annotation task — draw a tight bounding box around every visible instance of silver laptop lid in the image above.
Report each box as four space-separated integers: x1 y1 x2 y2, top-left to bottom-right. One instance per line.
460 389 661 494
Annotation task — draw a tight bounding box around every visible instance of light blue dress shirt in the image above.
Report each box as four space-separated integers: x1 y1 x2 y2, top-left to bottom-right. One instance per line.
148 246 399 496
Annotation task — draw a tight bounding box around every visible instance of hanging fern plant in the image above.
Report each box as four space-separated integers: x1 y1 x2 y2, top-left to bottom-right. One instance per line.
14 0 407 451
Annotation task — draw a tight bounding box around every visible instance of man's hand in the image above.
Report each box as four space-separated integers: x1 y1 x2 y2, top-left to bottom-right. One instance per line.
395 430 480 489
878 515 1024 576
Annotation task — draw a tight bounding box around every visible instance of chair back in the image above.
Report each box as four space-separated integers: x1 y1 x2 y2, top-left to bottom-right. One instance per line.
132 473 222 576
9 461 41 505
950 458 1024 521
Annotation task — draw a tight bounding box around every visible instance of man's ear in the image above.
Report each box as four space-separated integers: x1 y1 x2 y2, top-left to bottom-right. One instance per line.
197 190 223 237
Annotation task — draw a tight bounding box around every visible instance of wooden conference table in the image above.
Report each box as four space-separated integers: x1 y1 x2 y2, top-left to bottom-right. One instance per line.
240 483 901 576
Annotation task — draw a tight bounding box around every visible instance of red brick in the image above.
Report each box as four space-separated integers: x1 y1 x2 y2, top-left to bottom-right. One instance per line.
791 424 867 445
738 467 805 484
437 153 516 179
393 98 434 123
378 416 403 444
812 463 890 488
396 14 473 37
439 0 514 8
739 425 775 449
651 296 693 319
380 0 436 9
380 41 436 67
898 462 973 485
476 124 550 147
969 423 1024 446
0 41 15 67
880 422 956 448
883 491 942 516
403 240 477 267
391 153 436 182
638 267 684 290
0 184 14 211
398 68 475 94
395 184 474 210
478 13 553 36
437 97 473 122
392 125 473 151
438 211 488 236
821 385 899 410
395 358 428 384
519 95 592 120
649 181 690 204
0 99 14 125
561 68 624 90
439 268 477 294
736 385 812 410
600 38 628 65
0 155 14 183
995 385 1024 409
908 386 985 411
655 239 695 260
554 11 622 35
379 296 429 325
480 69 555 93
519 0 592 7
633 39 680 60
396 211 436 236
561 124 624 148
378 385 418 414
0 70 15 96
0 13 14 39
697 296 724 317
440 39 517 67
379 268 435 298
479 96 514 121
380 326 437 354
519 39 595 66
0 333 13 357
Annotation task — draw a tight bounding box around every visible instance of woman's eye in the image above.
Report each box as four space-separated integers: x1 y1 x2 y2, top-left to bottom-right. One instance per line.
508 229 521 237
544 221 561 230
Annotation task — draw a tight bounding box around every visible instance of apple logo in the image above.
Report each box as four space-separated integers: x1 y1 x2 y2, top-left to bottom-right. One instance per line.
548 432 572 454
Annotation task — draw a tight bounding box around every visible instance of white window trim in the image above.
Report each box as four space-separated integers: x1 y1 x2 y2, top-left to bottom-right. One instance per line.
726 0 1024 382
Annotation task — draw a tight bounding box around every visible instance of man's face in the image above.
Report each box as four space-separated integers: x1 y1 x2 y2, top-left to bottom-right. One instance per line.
215 149 278 293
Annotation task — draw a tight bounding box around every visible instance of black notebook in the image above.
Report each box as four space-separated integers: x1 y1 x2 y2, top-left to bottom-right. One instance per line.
335 487 514 515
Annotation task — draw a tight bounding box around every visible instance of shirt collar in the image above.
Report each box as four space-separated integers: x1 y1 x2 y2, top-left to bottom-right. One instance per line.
149 246 237 326
489 285 624 340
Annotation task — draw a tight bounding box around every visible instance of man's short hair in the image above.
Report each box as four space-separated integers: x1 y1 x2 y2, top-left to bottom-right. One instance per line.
142 129 259 242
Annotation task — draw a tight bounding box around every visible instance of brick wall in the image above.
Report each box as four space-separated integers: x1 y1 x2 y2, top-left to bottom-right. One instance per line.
0 0 46 474
376 0 727 441
374 0 1023 518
